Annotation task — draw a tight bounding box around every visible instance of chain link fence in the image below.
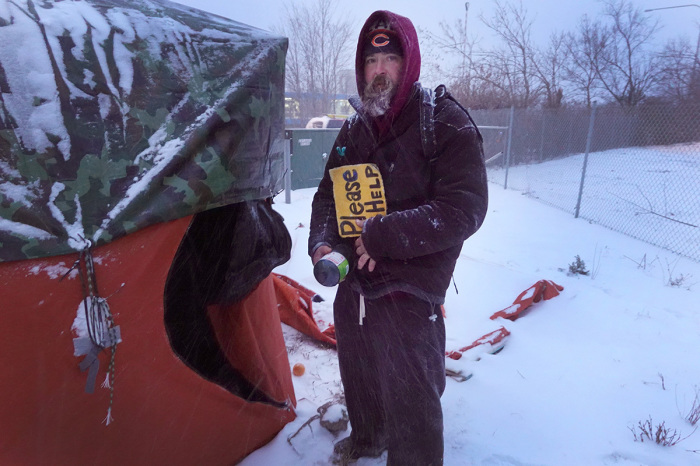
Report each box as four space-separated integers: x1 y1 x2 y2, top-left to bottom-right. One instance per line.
472 102 700 262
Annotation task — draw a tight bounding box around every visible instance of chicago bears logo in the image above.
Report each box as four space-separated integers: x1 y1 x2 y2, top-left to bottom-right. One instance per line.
371 33 390 47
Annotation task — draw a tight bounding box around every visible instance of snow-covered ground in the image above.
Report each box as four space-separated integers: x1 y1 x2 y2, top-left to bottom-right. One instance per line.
489 142 700 263
241 172 700 465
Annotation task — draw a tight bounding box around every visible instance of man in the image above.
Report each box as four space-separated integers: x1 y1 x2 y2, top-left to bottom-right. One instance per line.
309 10 488 466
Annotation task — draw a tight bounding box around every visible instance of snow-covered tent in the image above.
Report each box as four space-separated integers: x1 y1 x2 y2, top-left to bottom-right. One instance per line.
0 0 296 463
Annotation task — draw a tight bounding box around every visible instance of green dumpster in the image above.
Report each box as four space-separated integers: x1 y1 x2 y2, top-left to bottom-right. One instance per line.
288 129 341 189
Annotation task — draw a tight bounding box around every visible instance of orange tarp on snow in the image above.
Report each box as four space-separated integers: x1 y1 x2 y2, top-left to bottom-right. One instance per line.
446 280 564 361
273 273 337 346
446 327 511 360
491 280 564 321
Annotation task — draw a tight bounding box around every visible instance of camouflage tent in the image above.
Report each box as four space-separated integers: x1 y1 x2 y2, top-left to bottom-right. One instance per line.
0 0 287 262
0 1 298 464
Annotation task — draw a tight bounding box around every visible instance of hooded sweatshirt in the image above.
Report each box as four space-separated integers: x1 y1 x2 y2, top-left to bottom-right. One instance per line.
355 10 421 134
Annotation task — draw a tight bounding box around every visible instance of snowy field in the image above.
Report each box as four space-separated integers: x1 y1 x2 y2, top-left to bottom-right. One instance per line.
489 142 700 262
240 178 700 465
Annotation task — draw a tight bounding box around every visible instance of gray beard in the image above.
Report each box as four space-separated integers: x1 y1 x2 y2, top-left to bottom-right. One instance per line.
362 75 397 117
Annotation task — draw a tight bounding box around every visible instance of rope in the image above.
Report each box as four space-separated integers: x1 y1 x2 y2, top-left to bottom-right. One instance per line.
74 241 120 425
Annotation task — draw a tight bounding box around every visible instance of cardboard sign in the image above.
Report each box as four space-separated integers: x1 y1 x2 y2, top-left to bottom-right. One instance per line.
330 163 387 237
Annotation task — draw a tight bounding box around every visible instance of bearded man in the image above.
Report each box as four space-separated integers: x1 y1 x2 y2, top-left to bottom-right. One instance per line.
308 10 488 466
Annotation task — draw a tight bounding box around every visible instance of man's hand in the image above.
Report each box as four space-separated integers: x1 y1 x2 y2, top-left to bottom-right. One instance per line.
312 245 332 265
354 219 376 272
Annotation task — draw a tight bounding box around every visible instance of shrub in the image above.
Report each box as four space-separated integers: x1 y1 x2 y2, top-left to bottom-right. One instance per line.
567 255 590 276
686 388 700 426
629 417 686 447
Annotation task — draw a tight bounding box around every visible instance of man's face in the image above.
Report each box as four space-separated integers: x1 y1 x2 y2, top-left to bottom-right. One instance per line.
363 52 403 90
362 52 403 117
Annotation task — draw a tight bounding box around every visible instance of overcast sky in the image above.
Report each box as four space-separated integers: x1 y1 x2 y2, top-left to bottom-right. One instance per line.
171 0 699 50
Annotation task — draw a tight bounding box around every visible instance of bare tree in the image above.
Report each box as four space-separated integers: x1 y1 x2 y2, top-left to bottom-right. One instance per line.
656 38 698 102
422 0 539 109
277 0 354 124
419 18 480 104
467 57 512 109
419 0 692 109
594 0 661 107
479 0 539 108
532 32 567 108
565 15 609 107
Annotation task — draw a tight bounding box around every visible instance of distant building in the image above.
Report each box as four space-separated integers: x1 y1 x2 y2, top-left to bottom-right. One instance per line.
285 91 353 128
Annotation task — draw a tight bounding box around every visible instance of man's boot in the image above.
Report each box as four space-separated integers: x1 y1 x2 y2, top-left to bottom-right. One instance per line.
332 436 386 464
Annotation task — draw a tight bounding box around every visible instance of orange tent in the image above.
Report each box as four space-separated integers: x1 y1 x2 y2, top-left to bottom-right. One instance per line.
0 1 297 463
1 215 296 465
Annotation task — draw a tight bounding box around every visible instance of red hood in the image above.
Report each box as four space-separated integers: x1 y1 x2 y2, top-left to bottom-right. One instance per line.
355 10 421 124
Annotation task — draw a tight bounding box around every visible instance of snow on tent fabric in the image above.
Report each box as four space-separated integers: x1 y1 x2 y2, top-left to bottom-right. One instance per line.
0 0 299 464
0 0 287 262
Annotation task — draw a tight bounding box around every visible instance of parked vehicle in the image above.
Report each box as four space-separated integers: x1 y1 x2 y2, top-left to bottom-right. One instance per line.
305 115 346 129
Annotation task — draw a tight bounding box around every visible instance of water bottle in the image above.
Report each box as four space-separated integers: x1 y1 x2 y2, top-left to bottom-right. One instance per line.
314 244 353 287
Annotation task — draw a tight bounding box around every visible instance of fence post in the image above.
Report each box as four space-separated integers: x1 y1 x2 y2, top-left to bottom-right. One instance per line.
504 105 515 189
539 110 546 163
284 130 292 204
574 102 596 218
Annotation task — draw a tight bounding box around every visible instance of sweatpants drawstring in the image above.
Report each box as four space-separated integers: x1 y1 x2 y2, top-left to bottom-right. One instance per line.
359 294 366 325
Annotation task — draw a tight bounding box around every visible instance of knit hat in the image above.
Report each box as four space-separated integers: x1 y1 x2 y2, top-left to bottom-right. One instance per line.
363 19 402 58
